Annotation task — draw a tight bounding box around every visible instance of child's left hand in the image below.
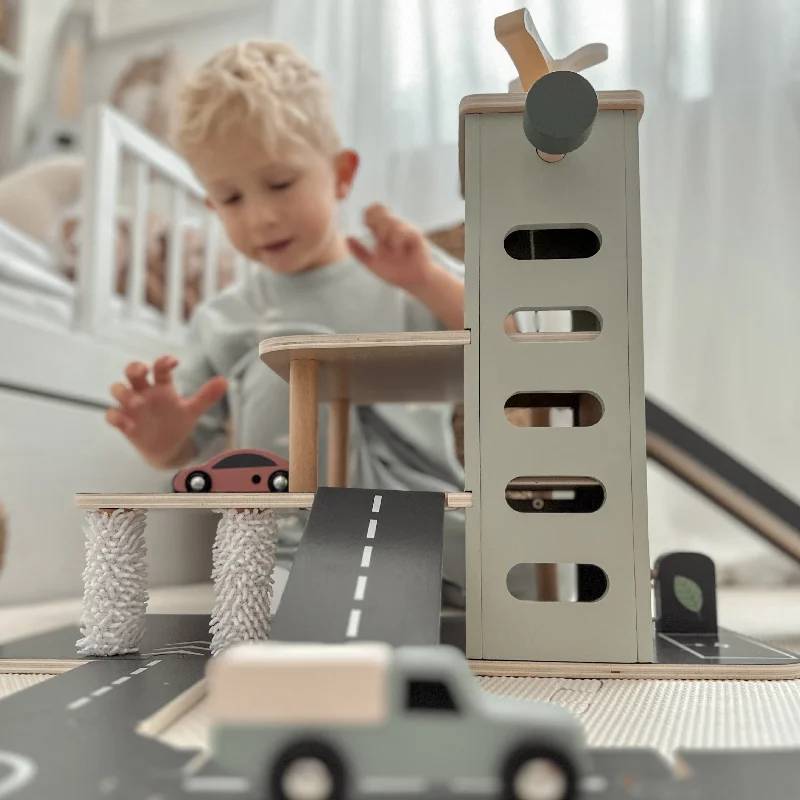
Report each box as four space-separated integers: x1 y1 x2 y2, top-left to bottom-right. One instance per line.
347 204 434 291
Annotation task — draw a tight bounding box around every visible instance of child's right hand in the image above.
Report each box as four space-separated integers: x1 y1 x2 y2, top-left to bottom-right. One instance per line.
106 355 228 470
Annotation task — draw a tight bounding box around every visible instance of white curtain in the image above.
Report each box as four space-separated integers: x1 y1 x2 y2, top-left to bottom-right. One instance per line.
268 0 800 583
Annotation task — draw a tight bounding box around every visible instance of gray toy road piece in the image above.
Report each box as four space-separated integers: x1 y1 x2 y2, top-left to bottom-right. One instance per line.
674 749 800 800
0 650 210 799
0 615 245 799
655 628 800 666
189 749 800 798
0 614 212 662
269 487 445 647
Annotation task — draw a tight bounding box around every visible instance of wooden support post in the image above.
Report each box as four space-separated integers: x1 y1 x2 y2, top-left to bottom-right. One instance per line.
536 564 559 601
289 359 319 492
327 398 350 487
532 405 558 602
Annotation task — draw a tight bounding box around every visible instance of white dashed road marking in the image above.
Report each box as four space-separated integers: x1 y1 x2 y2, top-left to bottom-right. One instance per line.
0 751 37 799
346 609 362 638
581 775 609 793
347 494 382 639
361 546 372 568
184 775 251 793
67 661 162 709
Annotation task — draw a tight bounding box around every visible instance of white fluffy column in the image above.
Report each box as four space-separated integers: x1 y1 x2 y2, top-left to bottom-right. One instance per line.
209 508 278 656
76 509 149 656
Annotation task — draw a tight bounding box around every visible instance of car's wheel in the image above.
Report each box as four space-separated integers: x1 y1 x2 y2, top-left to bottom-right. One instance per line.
501 744 578 800
269 741 346 800
185 471 211 492
268 470 290 493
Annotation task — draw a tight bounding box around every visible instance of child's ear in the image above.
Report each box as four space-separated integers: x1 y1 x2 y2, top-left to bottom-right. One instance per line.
335 149 360 199
204 196 214 210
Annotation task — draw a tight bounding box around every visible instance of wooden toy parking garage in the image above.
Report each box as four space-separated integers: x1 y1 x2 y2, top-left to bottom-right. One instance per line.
72 8 800 679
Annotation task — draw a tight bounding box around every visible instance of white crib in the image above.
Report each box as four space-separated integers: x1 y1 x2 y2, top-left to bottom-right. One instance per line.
0 103 252 401
0 104 249 605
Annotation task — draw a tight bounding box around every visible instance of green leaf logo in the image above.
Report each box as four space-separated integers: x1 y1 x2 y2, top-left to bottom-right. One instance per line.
674 575 703 617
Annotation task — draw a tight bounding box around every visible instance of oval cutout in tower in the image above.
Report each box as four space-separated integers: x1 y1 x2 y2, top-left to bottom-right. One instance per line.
504 393 603 427
504 307 601 339
505 477 605 512
504 226 601 260
507 563 609 602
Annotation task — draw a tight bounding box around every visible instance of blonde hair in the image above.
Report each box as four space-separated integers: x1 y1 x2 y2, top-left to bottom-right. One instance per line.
173 40 341 158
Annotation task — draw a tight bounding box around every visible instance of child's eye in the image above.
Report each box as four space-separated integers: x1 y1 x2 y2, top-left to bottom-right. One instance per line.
222 193 242 205
270 181 293 191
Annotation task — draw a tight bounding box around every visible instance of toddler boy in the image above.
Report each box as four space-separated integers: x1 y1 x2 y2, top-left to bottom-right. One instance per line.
105 40 467 597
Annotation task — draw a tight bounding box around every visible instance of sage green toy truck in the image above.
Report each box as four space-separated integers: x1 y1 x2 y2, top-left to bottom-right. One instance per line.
206 641 588 800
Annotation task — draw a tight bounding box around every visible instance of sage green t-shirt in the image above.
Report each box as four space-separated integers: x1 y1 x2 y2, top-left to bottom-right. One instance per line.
173 237 467 581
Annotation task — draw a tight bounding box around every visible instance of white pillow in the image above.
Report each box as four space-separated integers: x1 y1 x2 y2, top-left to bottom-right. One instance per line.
0 154 84 256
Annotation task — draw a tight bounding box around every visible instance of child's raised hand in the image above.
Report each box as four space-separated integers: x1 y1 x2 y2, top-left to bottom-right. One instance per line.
106 355 227 469
347 204 434 291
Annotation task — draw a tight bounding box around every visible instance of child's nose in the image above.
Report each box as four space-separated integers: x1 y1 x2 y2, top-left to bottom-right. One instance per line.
247 197 279 231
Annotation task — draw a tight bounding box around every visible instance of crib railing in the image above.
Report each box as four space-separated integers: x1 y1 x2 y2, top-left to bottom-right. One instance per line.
75 103 250 347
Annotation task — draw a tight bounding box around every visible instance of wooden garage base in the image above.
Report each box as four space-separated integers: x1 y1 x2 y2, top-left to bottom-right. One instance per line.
467 628 800 680
467 659 800 680
7 656 799 682
0 660 78 674
135 679 208 741
74 492 472 510
4 635 800 681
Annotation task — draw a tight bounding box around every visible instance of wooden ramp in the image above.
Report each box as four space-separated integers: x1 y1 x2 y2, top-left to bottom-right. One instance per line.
646 398 800 564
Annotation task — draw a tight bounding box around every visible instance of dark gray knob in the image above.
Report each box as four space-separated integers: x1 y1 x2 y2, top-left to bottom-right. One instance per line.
523 71 598 155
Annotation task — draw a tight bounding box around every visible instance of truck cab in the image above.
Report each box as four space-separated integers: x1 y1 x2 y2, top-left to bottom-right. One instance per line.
206 641 588 800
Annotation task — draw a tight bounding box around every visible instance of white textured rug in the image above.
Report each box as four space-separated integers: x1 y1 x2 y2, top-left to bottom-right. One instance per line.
480 676 800 756
0 673 52 699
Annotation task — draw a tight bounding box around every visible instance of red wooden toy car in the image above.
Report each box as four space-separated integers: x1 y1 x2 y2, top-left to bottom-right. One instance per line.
172 449 290 493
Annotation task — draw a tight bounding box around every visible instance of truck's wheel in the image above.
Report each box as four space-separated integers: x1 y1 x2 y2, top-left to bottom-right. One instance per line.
270 741 347 800
501 744 578 800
